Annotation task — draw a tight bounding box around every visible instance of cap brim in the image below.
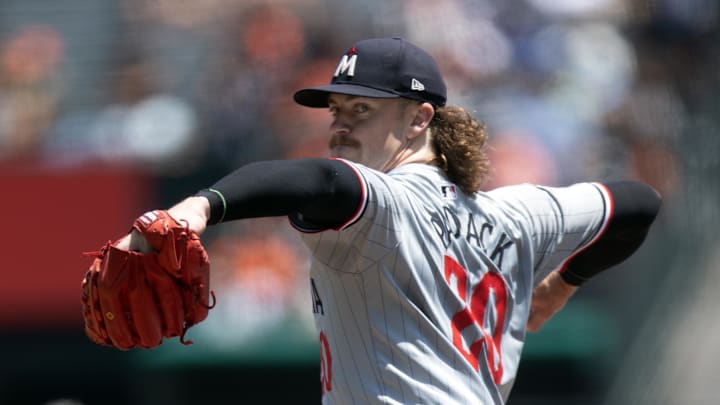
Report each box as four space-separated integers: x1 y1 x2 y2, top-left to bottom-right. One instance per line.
293 84 400 108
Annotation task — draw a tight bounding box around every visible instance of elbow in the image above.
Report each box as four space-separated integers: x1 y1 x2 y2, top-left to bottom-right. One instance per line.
636 182 662 226
605 180 662 232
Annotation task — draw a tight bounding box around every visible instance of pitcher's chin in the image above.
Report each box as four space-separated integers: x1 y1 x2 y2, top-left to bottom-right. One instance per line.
329 146 360 162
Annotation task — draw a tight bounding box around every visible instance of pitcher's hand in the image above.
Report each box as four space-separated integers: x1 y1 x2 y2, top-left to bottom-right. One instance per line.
527 270 578 332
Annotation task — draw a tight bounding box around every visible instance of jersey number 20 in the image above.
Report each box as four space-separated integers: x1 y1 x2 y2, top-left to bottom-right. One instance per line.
444 255 507 384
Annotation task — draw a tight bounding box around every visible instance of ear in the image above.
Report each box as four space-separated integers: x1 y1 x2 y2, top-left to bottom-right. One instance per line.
407 102 435 140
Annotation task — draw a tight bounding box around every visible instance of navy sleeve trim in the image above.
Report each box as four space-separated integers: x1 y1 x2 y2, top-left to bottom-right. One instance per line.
559 181 661 286
288 158 367 233
331 159 367 230
557 183 614 285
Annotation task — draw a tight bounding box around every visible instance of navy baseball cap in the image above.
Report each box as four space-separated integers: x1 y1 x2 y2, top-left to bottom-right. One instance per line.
294 37 447 108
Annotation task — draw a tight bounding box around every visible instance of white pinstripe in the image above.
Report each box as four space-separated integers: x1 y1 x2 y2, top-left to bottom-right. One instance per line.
294 162 609 404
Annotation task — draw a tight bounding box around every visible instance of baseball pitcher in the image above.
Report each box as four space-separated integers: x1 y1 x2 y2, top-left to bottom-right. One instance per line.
82 38 661 404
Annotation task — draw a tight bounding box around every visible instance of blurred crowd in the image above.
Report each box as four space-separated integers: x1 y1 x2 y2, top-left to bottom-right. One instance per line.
1 0 718 402
3 0 714 186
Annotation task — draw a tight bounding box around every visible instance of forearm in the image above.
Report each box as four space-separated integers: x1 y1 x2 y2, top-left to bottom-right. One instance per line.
194 158 363 229
560 181 662 285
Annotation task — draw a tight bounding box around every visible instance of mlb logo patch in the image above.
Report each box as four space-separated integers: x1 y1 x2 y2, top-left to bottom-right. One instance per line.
441 184 457 200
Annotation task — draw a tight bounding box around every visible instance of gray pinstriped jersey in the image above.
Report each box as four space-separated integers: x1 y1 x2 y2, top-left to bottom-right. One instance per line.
294 160 611 405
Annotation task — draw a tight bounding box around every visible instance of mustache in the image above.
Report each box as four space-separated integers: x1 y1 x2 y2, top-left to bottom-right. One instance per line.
328 134 362 149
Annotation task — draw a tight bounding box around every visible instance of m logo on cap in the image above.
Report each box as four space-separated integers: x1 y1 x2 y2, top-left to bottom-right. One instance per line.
334 54 358 77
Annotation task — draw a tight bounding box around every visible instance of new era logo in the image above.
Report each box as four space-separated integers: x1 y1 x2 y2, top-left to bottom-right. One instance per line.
411 78 425 91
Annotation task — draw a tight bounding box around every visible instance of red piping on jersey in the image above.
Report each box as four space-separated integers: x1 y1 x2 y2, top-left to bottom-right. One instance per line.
558 182 615 275
330 158 367 231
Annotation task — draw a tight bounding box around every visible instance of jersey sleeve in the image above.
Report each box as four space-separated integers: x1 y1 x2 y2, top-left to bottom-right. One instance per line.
293 161 421 273
287 158 370 232
487 183 612 284
196 158 366 229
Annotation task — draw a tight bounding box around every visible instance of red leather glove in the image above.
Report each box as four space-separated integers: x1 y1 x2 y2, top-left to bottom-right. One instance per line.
81 210 214 350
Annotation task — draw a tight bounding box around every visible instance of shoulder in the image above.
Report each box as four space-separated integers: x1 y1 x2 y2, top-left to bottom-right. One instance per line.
338 161 448 195
337 161 462 219
486 182 608 209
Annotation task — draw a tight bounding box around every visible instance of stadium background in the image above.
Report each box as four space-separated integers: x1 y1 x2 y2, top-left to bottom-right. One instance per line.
0 0 718 404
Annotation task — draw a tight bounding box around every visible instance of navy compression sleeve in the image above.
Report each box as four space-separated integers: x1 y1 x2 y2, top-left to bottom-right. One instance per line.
559 181 662 286
194 158 363 230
